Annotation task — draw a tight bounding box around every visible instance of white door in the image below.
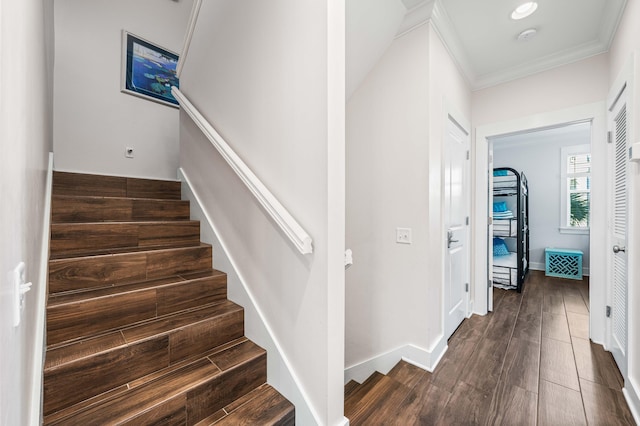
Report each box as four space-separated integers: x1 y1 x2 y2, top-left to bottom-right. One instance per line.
444 115 470 340
608 87 629 377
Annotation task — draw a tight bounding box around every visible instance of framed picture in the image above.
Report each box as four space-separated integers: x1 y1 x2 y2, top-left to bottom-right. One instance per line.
121 31 180 108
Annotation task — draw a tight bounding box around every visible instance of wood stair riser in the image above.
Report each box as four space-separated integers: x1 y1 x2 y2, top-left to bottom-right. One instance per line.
186 355 267 424
53 171 181 200
44 308 245 415
52 195 190 223
46 274 227 347
48 342 267 425
48 245 213 293
50 221 200 255
44 337 170 416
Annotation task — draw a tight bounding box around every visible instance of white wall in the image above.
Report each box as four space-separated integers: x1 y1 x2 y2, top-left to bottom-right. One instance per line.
346 23 431 371
493 126 591 273
345 22 471 378
473 53 610 127
609 0 640 86
346 0 406 99
0 0 53 424
178 2 345 425
53 0 193 180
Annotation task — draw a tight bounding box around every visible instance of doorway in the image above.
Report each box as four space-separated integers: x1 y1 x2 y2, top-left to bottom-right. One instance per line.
473 103 608 345
487 122 592 308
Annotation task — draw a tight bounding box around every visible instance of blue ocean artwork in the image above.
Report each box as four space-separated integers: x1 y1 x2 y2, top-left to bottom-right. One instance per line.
127 39 179 105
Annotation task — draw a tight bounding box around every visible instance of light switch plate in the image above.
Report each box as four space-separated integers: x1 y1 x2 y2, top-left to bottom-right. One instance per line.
396 228 412 244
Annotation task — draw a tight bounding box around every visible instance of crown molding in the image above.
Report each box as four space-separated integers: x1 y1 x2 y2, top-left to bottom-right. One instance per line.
428 0 475 86
472 39 609 90
396 0 434 37
397 0 628 91
599 0 627 49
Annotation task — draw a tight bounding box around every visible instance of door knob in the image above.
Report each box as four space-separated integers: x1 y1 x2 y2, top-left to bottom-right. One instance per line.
613 245 626 253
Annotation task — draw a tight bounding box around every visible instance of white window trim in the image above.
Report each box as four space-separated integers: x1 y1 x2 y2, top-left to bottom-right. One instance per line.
560 144 590 234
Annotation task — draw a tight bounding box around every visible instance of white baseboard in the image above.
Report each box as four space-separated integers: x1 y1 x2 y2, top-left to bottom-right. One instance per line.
529 262 590 277
336 416 350 426
29 152 53 426
623 376 640 425
344 337 447 384
178 168 320 426
529 262 544 271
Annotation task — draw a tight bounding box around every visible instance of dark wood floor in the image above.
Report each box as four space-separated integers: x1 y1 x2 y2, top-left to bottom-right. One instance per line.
344 271 636 425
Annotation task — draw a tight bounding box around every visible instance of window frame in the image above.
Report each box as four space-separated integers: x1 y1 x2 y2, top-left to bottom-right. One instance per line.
559 144 591 235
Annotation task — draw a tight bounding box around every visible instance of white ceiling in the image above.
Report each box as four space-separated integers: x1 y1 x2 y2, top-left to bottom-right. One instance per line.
400 0 627 89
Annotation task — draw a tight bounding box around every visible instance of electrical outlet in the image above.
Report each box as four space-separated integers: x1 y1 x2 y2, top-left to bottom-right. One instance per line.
396 227 412 244
125 147 134 158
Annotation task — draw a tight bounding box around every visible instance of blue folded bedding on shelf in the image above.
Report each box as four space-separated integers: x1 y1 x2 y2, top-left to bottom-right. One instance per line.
493 238 510 256
493 211 514 219
493 201 507 212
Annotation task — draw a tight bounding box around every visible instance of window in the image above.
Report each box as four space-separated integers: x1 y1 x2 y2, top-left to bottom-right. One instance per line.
560 144 590 233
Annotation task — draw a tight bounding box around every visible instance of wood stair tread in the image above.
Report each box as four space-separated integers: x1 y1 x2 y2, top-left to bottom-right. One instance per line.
345 374 412 425
344 371 385 415
52 194 190 223
47 269 226 305
45 300 243 367
48 243 213 295
49 241 211 260
46 269 229 347
53 171 182 200
53 194 189 203
210 383 295 425
50 220 201 256
44 339 267 425
344 379 360 400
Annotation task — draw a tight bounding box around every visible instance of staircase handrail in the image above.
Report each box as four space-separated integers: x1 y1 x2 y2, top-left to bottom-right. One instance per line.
172 87 313 255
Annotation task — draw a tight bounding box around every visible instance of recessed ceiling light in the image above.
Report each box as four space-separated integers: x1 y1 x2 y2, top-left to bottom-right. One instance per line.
511 2 538 20
517 28 538 42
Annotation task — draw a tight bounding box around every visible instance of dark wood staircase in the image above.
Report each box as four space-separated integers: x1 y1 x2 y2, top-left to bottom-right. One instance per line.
44 171 295 425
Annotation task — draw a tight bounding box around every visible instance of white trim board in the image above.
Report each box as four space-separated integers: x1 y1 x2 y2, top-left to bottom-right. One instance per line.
178 168 320 426
623 375 640 425
29 152 53 426
344 338 447 384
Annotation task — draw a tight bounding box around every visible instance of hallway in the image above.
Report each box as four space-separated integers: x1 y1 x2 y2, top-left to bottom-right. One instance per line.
344 271 635 425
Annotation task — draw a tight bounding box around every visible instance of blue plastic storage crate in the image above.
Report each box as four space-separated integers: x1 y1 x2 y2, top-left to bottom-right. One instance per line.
545 248 583 280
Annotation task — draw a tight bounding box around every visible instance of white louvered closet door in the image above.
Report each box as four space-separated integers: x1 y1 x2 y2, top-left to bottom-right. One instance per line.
609 90 628 378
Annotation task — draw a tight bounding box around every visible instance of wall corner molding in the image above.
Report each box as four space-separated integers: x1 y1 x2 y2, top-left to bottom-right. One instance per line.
29 152 54 426
176 0 202 78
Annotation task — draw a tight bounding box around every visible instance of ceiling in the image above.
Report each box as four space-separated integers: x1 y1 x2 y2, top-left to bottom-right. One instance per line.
400 0 628 89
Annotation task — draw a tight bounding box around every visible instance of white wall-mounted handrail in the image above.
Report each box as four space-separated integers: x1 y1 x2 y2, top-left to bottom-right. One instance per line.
172 87 313 255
